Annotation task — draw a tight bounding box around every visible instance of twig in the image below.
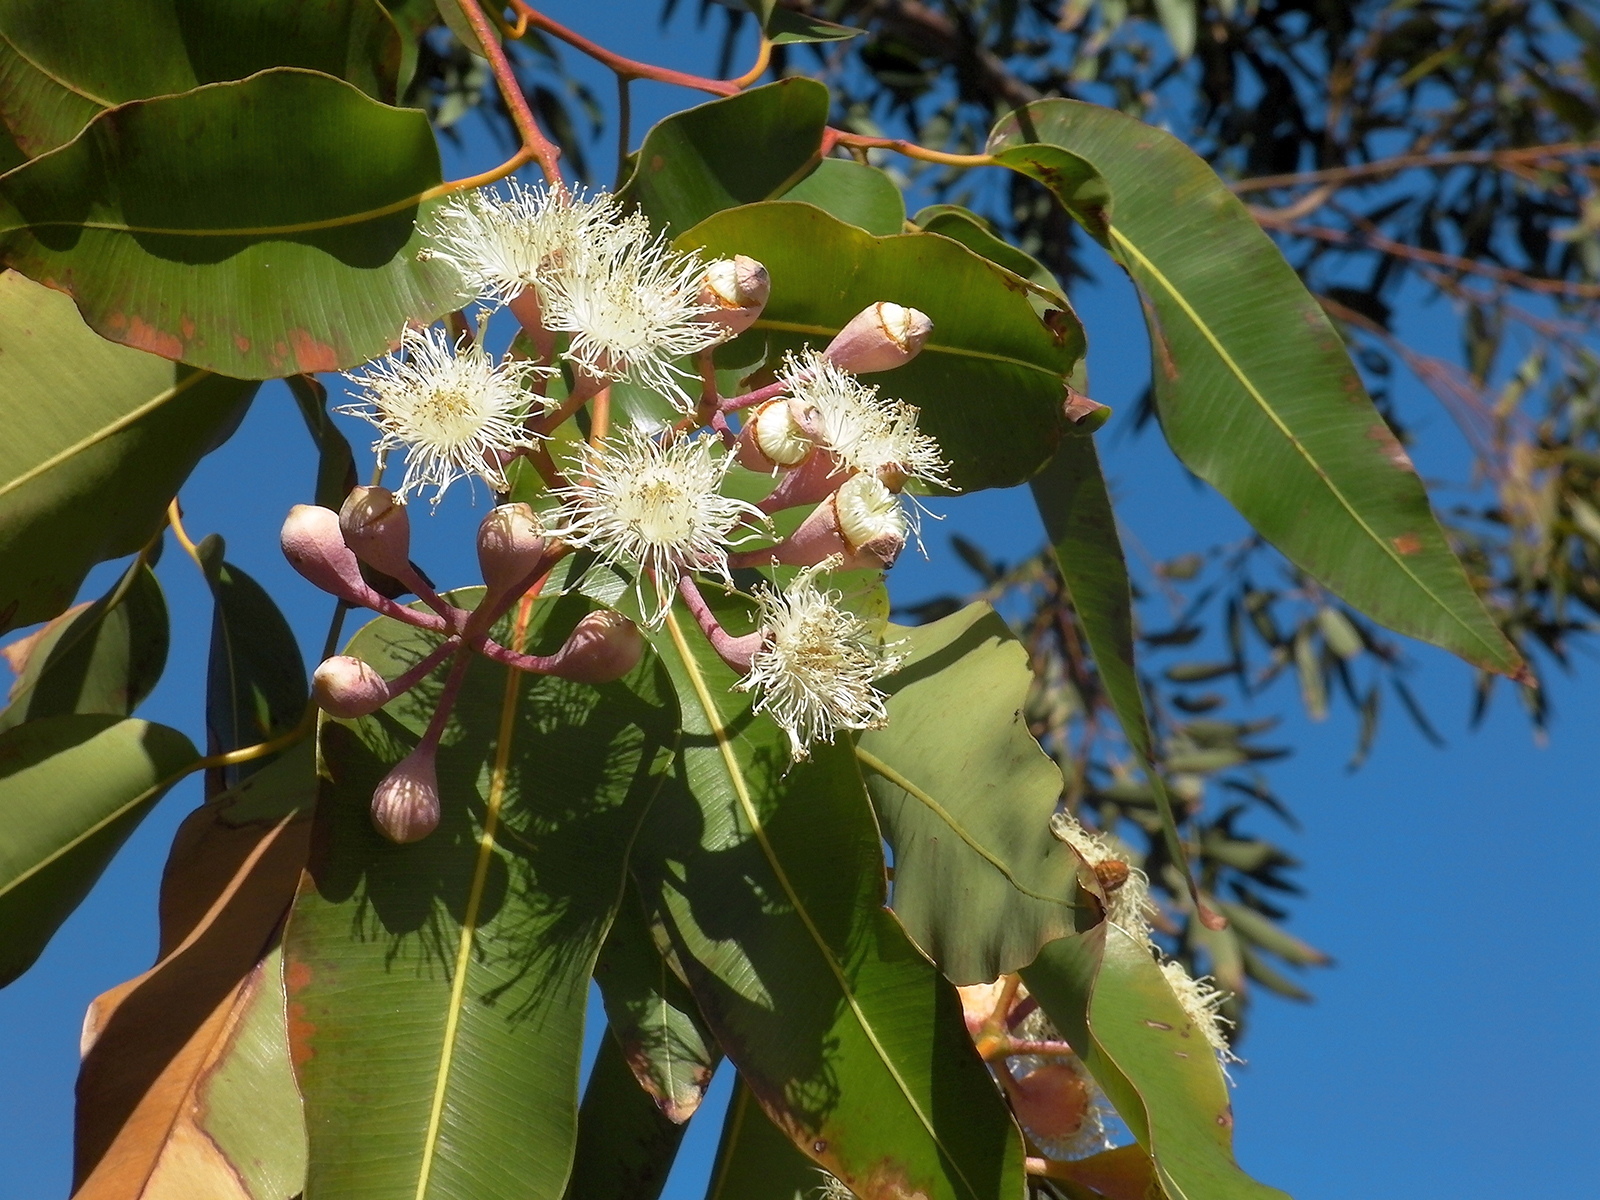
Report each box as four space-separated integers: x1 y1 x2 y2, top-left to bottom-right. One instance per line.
454 0 565 192
1231 141 1600 194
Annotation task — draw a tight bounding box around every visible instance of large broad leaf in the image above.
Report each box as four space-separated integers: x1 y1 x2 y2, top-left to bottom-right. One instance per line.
781 158 906 236
593 877 720 1123
680 202 1083 492
0 0 403 157
0 714 198 985
1030 437 1202 921
0 557 168 733
561 1031 687 1200
284 586 677 1200
0 272 256 632
1023 924 1289 1200
196 541 308 791
627 584 1026 1200
988 100 1522 676
705 1077 828 1200
0 69 463 379
857 603 1078 985
73 747 314 1200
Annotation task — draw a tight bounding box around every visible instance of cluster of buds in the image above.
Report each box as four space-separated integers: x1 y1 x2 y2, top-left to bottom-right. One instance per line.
282 487 643 843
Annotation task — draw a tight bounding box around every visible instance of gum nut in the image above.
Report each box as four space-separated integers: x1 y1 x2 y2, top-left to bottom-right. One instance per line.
281 505 374 604
312 655 390 719
370 749 441 844
477 503 546 596
549 610 645 684
339 486 413 578
824 302 933 373
1007 1063 1091 1142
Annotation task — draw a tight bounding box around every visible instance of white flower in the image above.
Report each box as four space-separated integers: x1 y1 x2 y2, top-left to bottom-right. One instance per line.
541 226 723 412
781 350 951 489
736 560 905 760
1160 958 1240 1070
420 181 637 307
550 428 764 625
1049 811 1157 945
339 325 553 505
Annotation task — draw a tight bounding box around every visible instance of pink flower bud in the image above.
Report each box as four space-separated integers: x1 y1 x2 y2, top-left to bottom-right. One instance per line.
371 746 440 844
281 505 379 605
477 503 546 599
733 477 905 573
546 610 645 684
698 255 770 337
339 486 413 578
312 655 391 719
824 302 932 374
735 398 814 471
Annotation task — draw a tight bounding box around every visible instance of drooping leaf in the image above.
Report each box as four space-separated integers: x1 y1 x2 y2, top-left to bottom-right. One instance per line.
857 603 1078 984
288 374 359 513
0 714 198 986
0 0 404 156
1030 432 1204 924
722 0 864 44
989 100 1523 676
705 1076 827 1200
680 202 1082 492
562 1031 688 1200
628 584 1027 1200
1023 924 1289 1200
780 158 906 235
284 585 677 1200
73 747 314 1199
195 542 308 790
0 70 463 379
619 79 830 236
0 272 256 632
0 557 168 733
593 877 720 1123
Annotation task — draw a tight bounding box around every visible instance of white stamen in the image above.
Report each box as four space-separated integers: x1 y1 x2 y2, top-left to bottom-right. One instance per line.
1049 810 1158 946
1160 958 1240 1072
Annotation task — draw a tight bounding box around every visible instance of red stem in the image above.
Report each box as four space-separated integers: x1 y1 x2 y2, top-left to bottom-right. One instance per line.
455 0 566 192
677 575 762 671
512 3 738 96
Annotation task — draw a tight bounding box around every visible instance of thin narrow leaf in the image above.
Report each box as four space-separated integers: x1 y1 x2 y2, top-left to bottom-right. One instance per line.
706 1077 828 1200
562 1031 688 1200
288 374 359 513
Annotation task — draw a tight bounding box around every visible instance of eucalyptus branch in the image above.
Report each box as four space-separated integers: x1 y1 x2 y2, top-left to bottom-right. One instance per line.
1230 141 1600 195
454 0 565 191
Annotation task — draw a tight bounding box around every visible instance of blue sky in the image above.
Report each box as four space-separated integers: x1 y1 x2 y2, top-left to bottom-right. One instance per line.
2 5 1597 1198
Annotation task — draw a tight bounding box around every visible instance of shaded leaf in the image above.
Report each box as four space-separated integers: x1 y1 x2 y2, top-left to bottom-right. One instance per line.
913 204 1068 303
705 1076 826 1200
0 0 404 156
858 603 1078 984
780 158 906 235
73 747 314 1199
0 714 197 985
288 374 359 513
682 202 1082 492
285 585 677 1200
0 70 462 378
562 1031 688 1200
0 272 256 632
989 100 1523 677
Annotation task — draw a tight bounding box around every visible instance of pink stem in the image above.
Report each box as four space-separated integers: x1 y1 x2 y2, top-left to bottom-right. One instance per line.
719 378 790 413
416 648 472 753
678 575 762 672
383 637 463 701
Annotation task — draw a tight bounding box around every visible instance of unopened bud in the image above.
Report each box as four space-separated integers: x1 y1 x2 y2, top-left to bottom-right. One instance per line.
546 610 645 684
371 746 440 844
477 503 546 598
1004 1063 1091 1143
824 302 932 374
340 487 413 578
833 473 908 566
312 655 391 719
736 398 814 471
699 255 770 337
281 505 378 605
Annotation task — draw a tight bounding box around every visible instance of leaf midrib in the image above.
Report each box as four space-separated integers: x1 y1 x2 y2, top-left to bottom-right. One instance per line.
663 610 981 1200
1111 226 1503 665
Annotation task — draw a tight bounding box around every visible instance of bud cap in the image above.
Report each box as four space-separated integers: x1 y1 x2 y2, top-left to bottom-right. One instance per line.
824 302 932 373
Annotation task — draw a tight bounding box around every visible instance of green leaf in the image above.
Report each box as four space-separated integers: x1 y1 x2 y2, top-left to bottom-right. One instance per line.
0 272 256 632
0 556 168 733
619 80 830 237
1152 0 1198 58
779 158 906 235
562 1030 688 1200
593 877 720 1122
857 603 1078 984
0 69 463 379
0 0 404 156
1024 925 1289 1200
284 589 677 1200
629 589 1026 1200
912 204 1068 304
715 0 863 44
196 544 308 789
288 374 359 512
680 202 1083 492
706 1077 828 1200
990 100 1523 677
0 714 198 986
1030 435 1207 925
